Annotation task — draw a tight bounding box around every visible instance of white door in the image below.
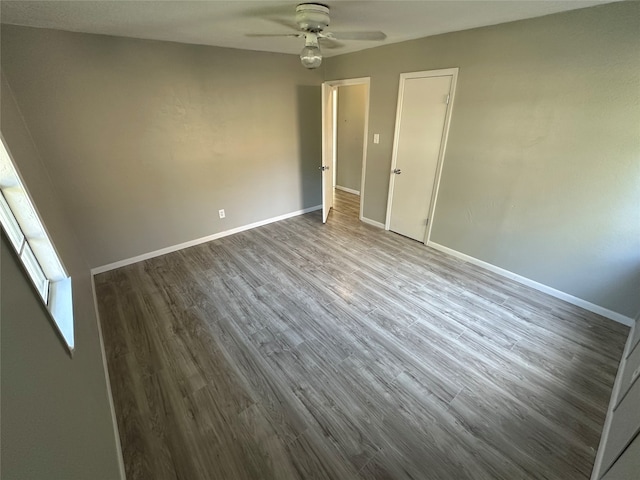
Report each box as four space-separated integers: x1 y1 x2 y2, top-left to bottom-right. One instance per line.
321 83 335 223
387 71 456 242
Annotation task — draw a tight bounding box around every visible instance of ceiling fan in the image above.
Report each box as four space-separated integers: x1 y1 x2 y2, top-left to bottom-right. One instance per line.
250 3 386 69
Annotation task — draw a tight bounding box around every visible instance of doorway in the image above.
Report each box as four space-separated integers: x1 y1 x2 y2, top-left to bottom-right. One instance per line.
385 68 458 243
321 78 370 224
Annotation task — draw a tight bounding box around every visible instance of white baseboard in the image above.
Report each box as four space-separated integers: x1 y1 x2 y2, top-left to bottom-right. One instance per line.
91 205 322 275
427 241 634 326
90 275 127 480
360 216 385 229
335 185 360 195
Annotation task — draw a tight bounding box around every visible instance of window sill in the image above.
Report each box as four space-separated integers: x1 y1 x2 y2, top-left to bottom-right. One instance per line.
49 277 74 355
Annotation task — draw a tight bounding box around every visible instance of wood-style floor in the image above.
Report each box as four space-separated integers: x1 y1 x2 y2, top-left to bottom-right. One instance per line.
95 190 628 480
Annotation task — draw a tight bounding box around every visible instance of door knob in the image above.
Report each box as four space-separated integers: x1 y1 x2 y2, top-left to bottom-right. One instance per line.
393 168 402 174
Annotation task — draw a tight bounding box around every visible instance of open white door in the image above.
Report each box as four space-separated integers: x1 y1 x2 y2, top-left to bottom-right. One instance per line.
321 83 335 223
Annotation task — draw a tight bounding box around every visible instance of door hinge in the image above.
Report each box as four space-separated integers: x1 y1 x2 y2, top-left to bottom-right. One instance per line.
445 94 450 105
426 218 430 226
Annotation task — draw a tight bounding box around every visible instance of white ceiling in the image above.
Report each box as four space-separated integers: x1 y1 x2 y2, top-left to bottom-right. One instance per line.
0 1 616 58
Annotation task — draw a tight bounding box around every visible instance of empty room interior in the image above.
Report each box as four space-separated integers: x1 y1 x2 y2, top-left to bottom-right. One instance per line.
2 1 640 479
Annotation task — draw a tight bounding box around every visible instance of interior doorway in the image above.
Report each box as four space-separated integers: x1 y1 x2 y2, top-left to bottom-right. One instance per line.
321 78 370 224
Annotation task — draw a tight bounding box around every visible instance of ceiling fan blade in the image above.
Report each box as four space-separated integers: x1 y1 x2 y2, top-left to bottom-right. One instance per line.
324 31 387 41
318 37 345 50
245 33 303 38
267 17 301 31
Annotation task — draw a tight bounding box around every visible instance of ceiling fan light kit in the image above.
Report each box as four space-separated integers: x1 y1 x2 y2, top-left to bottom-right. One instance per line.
300 32 323 69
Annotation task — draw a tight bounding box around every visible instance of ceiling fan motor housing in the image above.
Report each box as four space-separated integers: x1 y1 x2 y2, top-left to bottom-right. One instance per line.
296 3 330 32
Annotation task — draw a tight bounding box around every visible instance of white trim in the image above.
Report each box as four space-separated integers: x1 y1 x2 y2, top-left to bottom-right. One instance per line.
385 72 406 230
591 318 637 479
335 185 360 196
360 217 385 229
321 83 335 223
324 77 372 87
322 77 371 224
385 68 459 235
92 205 322 275
90 275 127 480
48 277 74 350
424 69 458 244
427 240 634 326
332 88 338 190
359 81 370 223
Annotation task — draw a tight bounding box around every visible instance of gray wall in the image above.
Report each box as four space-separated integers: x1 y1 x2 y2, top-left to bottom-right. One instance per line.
336 84 366 193
1 25 323 269
1 76 123 479
324 2 640 318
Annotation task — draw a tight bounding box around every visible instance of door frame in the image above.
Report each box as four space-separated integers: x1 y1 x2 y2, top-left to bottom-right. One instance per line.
385 68 459 244
321 77 371 222
321 83 336 222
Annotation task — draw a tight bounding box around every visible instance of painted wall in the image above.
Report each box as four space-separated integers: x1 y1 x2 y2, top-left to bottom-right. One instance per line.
1 25 323 269
324 2 640 318
336 84 366 193
1 76 123 479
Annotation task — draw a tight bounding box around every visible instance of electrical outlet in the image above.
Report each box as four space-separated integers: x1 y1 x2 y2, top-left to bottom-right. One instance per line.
218 209 225 219
373 133 380 144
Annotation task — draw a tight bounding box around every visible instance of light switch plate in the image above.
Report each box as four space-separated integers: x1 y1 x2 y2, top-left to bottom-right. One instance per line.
373 134 380 144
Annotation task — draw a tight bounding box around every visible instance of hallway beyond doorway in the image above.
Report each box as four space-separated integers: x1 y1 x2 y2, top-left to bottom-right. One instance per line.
330 189 360 223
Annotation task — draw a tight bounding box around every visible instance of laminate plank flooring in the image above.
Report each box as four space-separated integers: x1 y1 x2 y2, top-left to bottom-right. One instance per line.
95 189 628 480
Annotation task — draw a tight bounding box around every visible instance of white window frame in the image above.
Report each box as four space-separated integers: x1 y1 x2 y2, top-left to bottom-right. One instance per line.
0 134 74 353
